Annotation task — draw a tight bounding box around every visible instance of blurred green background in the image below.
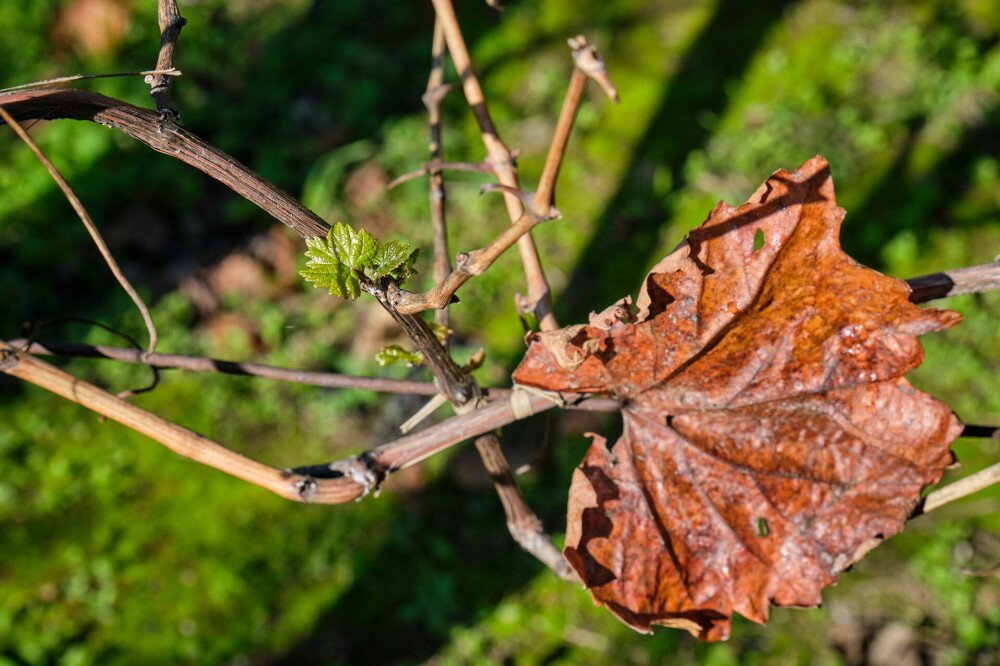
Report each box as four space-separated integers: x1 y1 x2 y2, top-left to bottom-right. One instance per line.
1 0 999 663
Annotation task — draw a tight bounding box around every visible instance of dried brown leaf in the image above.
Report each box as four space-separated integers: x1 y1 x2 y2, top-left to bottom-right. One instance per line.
513 156 962 640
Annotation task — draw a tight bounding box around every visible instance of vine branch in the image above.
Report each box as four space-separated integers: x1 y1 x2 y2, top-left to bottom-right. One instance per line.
6 333 997 523
425 17 452 332
0 341 360 504
0 341 612 504
430 0 557 329
4 338 441 396
6 81 1000 566
369 276 578 579
533 36 618 214
0 89 330 240
0 104 158 355
391 31 617 320
406 17 578 579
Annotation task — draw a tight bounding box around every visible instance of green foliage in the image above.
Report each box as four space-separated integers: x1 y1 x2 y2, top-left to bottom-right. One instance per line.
301 222 376 298
331 221 378 272
375 344 424 368
300 222 417 298
368 239 420 281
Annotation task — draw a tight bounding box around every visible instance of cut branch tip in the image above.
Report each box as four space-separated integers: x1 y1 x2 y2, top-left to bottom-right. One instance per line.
568 35 619 103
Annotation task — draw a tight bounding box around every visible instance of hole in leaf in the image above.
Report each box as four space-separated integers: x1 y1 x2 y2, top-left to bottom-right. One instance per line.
753 228 765 252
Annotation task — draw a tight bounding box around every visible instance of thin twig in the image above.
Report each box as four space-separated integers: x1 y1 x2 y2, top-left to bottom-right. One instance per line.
387 160 491 189
920 462 1000 515
480 183 562 221
425 18 452 333
1 338 633 412
907 260 1000 303
1 68 181 93
418 20 574 579
513 36 616 326
430 0 558 330
19 318 160 399
0 104 158 356
148 0 186 116
4 339 441 395
401 20 610 579
390 207 550 314
390 34 616 320
534 37 618 217
912 425 1000 516
0 88 330 239
532 68 586 217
